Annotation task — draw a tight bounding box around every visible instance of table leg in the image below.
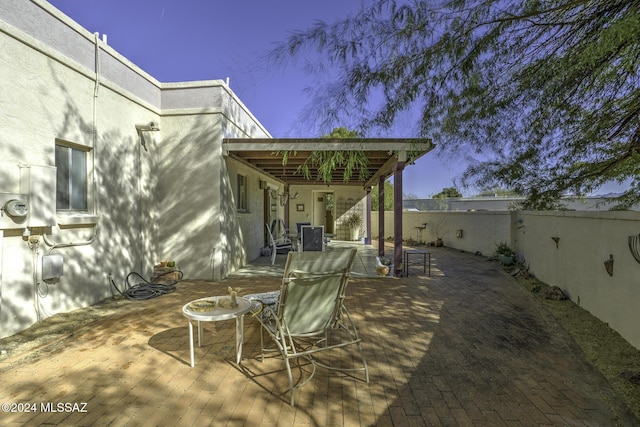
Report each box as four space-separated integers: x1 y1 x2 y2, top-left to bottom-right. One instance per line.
235 314 245 364
403 253 408 277
197 320 203 347
188 321 195 368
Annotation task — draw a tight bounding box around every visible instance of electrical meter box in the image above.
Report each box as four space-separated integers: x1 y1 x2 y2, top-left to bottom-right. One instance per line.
4 199 29 217
0 193 30 229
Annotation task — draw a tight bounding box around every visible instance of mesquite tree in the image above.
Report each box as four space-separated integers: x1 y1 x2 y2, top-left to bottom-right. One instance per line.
272 0 640 209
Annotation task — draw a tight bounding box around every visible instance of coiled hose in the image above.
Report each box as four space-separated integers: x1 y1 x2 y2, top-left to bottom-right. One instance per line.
110 270 183 300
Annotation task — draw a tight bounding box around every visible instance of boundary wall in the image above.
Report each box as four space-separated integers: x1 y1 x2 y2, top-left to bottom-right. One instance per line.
372 210 640 350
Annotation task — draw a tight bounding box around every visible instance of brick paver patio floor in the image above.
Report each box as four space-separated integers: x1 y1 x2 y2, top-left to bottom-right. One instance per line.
0 247 637 426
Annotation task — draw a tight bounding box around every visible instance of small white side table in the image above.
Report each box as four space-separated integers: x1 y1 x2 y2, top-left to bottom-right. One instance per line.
182 296 251 367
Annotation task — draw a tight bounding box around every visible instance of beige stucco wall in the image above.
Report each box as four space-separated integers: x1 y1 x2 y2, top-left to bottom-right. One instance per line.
221 158 283 275
0 1 164 337
372 211 513 256
0 1 271 337
519 210 640 350
287 185 368 240
372 209 640 350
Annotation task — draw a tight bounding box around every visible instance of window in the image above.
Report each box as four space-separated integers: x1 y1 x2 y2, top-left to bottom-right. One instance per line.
236 174 248 211
55 143 88 211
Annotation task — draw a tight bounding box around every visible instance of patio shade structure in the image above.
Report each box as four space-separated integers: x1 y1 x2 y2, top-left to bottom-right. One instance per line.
222 137 434 275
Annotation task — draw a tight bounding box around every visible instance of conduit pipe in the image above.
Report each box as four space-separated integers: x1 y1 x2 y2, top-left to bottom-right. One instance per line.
43 32 102 252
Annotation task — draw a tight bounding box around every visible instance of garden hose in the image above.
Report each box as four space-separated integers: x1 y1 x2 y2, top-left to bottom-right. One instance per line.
110 270 183 300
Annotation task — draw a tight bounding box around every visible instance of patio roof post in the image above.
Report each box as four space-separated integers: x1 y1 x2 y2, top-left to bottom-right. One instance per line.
284 185 290 231
365 186 372 245
393 161 405 277
378 175 385 257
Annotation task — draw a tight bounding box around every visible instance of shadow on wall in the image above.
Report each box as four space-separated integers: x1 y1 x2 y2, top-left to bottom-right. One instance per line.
0 143 38 334
2 45 269 335
1 60 156 337
156 99 267 280
219 159 247 277
156 115 228 281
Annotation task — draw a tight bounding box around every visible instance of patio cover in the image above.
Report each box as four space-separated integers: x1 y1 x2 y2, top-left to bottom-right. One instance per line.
222 137 434 276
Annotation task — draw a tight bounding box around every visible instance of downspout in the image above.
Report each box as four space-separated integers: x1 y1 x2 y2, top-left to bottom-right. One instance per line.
138 128 143 273
43 32 101 251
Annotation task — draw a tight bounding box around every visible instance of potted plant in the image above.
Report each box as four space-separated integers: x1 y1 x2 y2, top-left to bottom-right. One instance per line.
375 256 393 276
430 215 447 247
495 242 515 266
345 212 362 241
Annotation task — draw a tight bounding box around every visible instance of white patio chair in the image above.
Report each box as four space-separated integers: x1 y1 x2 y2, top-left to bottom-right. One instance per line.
245 248 369 406
266 223 292 265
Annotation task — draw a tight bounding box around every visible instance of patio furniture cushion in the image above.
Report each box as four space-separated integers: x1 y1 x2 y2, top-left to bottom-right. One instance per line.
244 290 280 315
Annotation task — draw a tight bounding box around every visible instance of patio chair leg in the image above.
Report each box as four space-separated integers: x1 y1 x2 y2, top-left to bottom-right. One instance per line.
259 326 265 362
357 341 369 383
284 357 295 406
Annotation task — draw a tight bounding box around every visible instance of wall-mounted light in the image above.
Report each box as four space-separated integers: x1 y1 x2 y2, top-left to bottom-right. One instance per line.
551 236 560 248
135 122 160 151
279 191 299 206
629 234 640 263
135 122 160 131
604 254 614 276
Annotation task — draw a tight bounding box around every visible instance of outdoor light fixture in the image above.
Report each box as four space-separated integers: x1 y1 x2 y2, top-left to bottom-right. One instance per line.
279 191 300 206
135 122 160 151
135 122 160 132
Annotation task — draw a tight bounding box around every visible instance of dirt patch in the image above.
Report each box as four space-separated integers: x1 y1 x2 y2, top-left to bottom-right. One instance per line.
0 296 133 364
511 268 640 421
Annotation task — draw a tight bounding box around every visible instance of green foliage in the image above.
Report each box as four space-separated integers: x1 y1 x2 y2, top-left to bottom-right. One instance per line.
323 127 360 138
272 0 640 209
298 150 370 183
293 127 371 184
371 180 394 210
494 242 515 257
432 187 462 198
378 256 392 266
345 212 362 228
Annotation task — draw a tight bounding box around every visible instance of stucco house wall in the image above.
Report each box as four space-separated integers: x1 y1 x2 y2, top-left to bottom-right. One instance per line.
0 0 162 337
287 185 368 241
0 0 272 338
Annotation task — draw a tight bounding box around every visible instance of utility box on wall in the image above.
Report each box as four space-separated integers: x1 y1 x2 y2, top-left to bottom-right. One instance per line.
42 254 64 282
20 164 56 227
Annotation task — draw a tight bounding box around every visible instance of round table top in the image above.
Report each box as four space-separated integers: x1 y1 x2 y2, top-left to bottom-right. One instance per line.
182 296 251 321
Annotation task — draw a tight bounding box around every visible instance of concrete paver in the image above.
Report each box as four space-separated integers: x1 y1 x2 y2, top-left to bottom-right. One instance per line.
0 245 637 426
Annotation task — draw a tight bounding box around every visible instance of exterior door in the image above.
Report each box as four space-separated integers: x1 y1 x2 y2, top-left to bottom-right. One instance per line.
313 191 335 234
